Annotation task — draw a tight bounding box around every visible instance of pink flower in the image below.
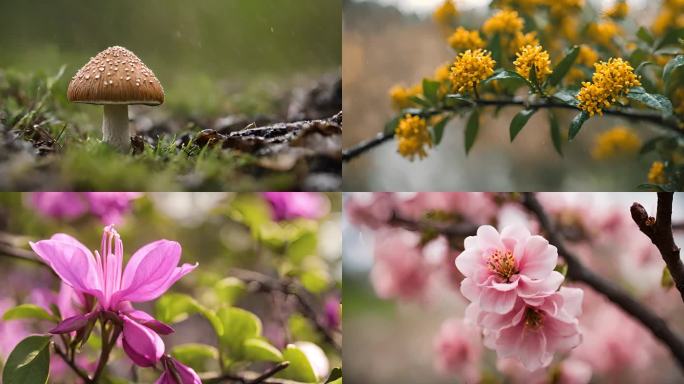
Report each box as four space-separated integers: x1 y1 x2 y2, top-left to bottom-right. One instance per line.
156 355 201 384
473 287 583 371
345 192 395 229
370 228 432 300
30 225 196 366
28 192 141 224
456 225 564 314
262 192 329 221
433 318 482 382
395 192 497 225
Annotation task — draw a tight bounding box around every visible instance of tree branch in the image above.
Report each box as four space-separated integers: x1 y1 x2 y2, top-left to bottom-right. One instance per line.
630 192 684 303
342 97 684 162
53 343 92 383
521 192 684 371
203 362 294 384
229 268 342 353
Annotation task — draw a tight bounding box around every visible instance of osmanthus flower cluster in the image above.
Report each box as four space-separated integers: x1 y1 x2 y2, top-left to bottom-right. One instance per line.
455 225 583 371
22 225 201 383
373 0 684 189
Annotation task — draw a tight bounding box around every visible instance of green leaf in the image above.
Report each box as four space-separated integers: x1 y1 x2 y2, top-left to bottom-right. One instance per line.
636 183 668 191
2 305 58 322
155 293 224 338
655 27 684 50
217 307 262 360
407 95 432 108
640 137 666 155
422 79 440 104
636 26 655 46
171 343 219 373
431 116 450 145
2 335 51 384
244 338 284 362
215 277 247 306
509 109 536 141
663 55 684 93
484 69 530 88
384 116 400 135
278 344 318 383
551 90 579 107
627 87 673 115
488 33 502 64
554 263 568 277
46 65 66 91
301 269 331 294
445 94 475 106
548 111 563 156
568 111 589 140
325 368 343 383
662 266 675 290
287 231 318 265
548 45 579 87
464 109 480 154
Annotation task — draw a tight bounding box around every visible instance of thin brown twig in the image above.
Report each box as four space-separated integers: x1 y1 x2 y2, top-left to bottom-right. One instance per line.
249 361 290 384
229 268 341 353
630 192 684 303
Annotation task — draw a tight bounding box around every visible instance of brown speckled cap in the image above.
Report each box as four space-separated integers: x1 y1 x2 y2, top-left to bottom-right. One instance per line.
67 46 164 106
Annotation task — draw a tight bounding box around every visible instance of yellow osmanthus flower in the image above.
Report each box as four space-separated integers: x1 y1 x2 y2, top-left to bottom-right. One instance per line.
604 1 629 19
590 20 622 46
449 49 496 94
591 126 641 159
433 63 451 82
513 44 552 82
389 84 422 110
395 115 432 160
483 9 524 35
547 0 584 15
448 27 485 51
511 31 539 53
578 45 599 66
648 161 667 184
577 58 641 116
433 0 458 28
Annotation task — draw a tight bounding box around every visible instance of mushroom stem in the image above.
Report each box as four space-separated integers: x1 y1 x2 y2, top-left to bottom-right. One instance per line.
102 104 130 151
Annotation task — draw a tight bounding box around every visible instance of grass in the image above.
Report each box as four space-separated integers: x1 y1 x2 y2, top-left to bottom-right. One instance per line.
0 66 313 191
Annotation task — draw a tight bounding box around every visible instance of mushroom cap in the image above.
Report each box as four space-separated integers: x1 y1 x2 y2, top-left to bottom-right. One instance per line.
67 46 164 106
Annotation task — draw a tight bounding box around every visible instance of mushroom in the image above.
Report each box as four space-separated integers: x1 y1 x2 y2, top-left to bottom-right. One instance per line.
67 46 164 151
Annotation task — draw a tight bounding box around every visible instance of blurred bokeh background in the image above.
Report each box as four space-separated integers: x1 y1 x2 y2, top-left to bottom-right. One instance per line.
342 0 669 190
0 0 341 117
0 192 341 383
343 192 684 383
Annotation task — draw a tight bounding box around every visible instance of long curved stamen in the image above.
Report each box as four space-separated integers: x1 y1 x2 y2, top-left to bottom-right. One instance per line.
98 225 124 309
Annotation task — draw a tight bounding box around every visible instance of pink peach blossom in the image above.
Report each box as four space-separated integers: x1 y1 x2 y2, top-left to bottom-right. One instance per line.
456 225 564 314
473 287 583 371
345 192 395 229
433 318 482 382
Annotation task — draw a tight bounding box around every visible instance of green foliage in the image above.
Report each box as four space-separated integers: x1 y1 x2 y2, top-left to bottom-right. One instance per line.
568 111 589 140
217 307 263 361
243 338 284 363
548 46 579 87
431 115 450 145
278 344 318 383
2 304 58 322
464 109 480 154
214 277 247 306
155 293 224 338
509 109 536 141
548 111 563 156
171 343 219 373
627 87 673 116
662 266 675 290
2 335 51 384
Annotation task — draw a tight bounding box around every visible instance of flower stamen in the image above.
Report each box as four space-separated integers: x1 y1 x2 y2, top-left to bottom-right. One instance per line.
486 250 518 280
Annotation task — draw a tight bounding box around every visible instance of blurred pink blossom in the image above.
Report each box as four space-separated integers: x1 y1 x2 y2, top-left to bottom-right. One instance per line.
0 298 30 360
28 192 141 224
345 192 394 228
262 192 329 221
433 318 482 382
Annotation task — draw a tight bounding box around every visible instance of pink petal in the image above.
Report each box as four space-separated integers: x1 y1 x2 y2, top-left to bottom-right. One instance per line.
479 286 517 314
454 248 482 277
154 371 173 384
476 225 504 250
50 311 97 334
500 225 530 241
30 240 103 300
122 316 164 367
559 287 584 318
517 271 564 298
126 310 174 335
114 240 197 304
517 330 548 371
170 358 202 384
517 236 558 279
460 278 480 302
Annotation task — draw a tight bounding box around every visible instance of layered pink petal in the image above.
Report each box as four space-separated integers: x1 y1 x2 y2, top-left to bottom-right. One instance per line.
122 316 164 367
476 225 505 250
30 240 103 300
460 278 480 302
154 371 173 384
454 248 483 277
479 286 517 314
169 358 202 384
126 310 174 335
517 271 564 298
517 236 558 279
558 287 584 318
114 240 197 304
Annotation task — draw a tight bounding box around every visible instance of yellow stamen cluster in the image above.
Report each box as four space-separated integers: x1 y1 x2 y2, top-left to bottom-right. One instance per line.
448 27 485 51
513 44 552 82
483 9 524 35
395 115 432 160
389 84 422 110
433 0 458 27
449 49 496 94
577 58 641 116
604 2 629 19
648 161 667 184
591 126 641 160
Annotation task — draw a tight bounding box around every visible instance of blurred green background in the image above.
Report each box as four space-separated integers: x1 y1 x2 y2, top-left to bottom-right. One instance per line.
0 0 341 116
